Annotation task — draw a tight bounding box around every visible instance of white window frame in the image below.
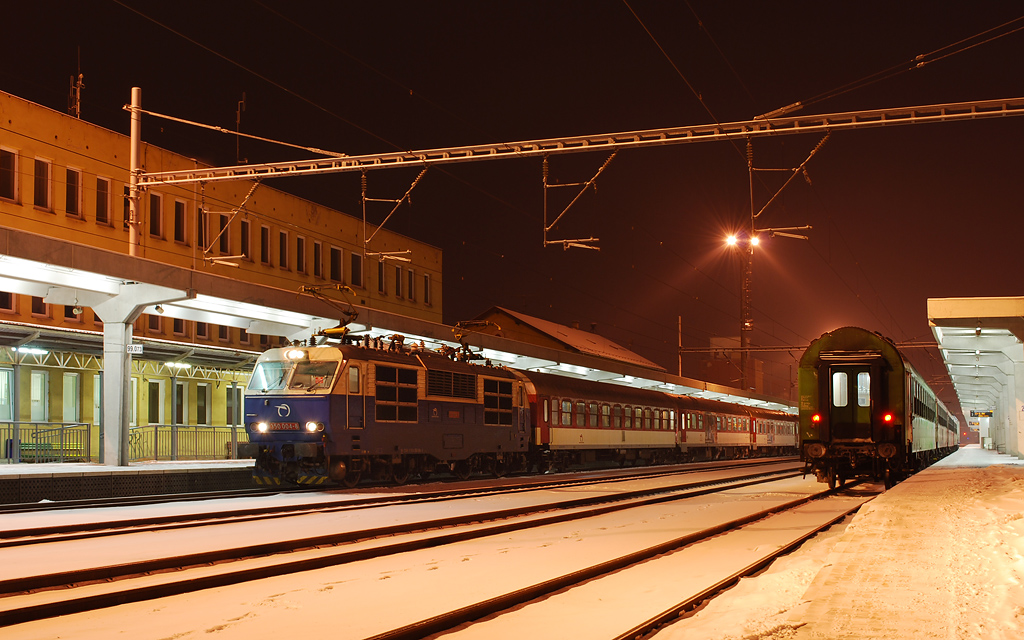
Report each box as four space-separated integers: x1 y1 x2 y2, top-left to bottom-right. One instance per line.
34 157 52 211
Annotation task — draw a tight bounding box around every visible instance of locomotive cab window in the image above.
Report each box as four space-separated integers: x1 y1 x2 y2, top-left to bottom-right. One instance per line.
288 361 339 392
348 365 360 394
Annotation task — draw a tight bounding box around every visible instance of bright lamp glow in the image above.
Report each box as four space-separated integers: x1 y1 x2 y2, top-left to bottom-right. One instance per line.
285 349 305 360
811 413 821 424
725 235 738 246
256 422 269 433
750 236 760 246
883 413 894 423
305 421 318 432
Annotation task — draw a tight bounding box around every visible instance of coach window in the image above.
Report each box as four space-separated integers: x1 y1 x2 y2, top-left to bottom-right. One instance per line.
613 405 622 428
857 372 871 407
639 407 647 429
588 402 599 427
623 405 632 429
551 399 559 426
543 399 550 424
575 401 585 427
832 372 849 407
653 409 660 430
601 404 610 428
561 400 572 426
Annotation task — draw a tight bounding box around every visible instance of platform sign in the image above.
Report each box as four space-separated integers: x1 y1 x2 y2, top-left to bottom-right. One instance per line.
126 344 144 355
970 410 993 417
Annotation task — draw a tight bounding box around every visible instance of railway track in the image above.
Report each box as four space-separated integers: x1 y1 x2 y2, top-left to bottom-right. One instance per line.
0 460 825 634
0 457 798 541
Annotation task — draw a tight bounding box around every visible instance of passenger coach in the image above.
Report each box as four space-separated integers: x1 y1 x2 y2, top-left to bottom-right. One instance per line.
798 326 958 488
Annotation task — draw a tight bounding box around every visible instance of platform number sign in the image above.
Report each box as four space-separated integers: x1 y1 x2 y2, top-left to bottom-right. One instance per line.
126 344 144 355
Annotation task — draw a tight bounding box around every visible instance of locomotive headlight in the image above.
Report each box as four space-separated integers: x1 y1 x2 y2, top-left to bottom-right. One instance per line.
256 422 269 433
305 421 323 433
285 349 306 360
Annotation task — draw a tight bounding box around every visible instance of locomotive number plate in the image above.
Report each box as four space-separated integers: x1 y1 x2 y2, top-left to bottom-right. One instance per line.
270 422 300 431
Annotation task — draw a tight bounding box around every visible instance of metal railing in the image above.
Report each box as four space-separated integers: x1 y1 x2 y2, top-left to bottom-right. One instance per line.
1 422 94 463
128 424 250 462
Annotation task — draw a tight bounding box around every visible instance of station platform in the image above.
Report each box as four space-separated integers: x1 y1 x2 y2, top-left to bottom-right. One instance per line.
0 459 256 505
792 445 1024 639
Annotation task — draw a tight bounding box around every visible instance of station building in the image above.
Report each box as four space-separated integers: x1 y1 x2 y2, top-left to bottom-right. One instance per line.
0 89 442 462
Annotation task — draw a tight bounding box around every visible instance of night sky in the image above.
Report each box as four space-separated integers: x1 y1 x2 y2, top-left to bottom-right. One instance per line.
4 2 1024 417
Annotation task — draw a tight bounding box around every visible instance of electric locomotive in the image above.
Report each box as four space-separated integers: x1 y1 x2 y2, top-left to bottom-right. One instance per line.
242 341 530 486
798 326 958 488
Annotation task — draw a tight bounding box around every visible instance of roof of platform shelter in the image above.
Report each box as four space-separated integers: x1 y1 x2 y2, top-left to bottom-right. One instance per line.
472 307 665 372
928 296 1024 416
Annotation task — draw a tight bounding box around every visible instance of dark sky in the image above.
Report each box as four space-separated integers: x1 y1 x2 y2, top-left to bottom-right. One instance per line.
5 1 1024 417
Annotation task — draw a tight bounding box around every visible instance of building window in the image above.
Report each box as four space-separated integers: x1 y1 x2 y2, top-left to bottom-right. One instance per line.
260 226 270 265
173 318 186 336
31 296 47 317
377 260 386 294
173 200 187 244
149 192 162 237
219 214 229 254
196 322 209 339
313 241 323 278
64 305 82 322
0 292 14 312
407 270 415 302
95 177 111 225
197 208 208 249
351 253 363 288
329 246 342 282
148 314 161 333
296 236 306 274
423 273 431 305
65 168 82 217
240 219 251 259
34 158 51 210
0 148 16 201
394 265 402 298
239 327 250 344
218 324 229 341
278 230 289 269
196 383 210 425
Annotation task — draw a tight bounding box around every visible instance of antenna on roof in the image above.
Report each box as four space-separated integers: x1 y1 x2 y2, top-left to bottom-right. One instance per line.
68 47 83 119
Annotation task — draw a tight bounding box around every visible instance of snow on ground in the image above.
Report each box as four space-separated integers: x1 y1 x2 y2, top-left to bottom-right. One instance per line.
654 445 1024 640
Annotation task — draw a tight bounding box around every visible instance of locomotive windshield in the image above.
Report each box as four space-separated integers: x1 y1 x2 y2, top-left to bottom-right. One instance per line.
248 359 341 393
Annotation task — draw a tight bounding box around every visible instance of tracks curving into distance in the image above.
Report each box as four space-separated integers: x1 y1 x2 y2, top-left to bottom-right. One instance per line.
0 458 855 635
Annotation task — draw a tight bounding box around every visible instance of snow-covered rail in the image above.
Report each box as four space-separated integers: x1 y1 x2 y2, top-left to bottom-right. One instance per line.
0 461 802 628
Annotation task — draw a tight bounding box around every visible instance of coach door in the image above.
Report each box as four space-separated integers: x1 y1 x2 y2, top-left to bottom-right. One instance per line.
829 366 872 440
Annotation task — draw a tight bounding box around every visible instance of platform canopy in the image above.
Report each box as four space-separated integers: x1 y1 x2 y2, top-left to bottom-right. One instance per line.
929 296 1024 458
